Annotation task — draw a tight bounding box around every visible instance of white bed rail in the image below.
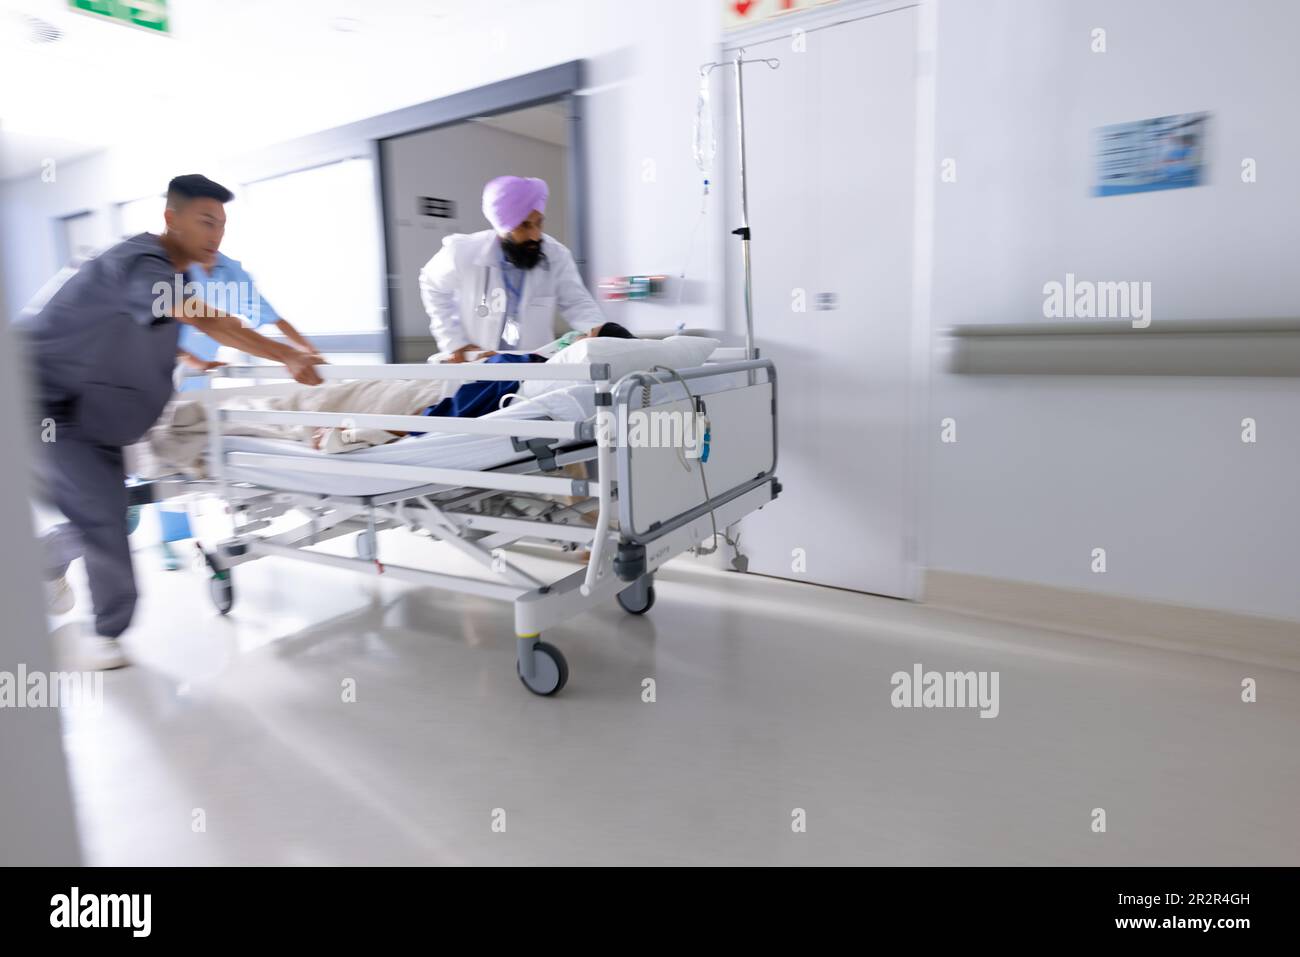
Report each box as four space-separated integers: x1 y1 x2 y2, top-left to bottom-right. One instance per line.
222 453 585 496
612 358 777 546
211 362 611 383
218 409 586 441
201 360 611 501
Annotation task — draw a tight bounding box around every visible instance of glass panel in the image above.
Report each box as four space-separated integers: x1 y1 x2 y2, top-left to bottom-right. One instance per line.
230 158 384 339
118 194 165 238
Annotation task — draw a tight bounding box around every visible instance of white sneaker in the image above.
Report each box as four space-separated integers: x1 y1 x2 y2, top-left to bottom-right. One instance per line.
75 635 129 671
45 576 75 616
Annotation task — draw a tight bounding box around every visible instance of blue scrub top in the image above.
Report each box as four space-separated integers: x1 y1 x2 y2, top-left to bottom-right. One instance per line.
179 252 281 390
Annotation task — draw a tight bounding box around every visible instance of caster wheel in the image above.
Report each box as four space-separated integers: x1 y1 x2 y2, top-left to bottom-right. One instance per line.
616 579 655 615
517 640 568 696
355 529 378 561
209 573 234 616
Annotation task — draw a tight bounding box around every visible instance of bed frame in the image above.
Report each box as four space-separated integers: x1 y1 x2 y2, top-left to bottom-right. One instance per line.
149 354 779 695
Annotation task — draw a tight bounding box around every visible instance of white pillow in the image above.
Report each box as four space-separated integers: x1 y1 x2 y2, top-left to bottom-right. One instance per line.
520 335 720 398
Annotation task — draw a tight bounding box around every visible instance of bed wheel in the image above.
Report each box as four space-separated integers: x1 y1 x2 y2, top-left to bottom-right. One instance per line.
517 640 568 696
616 576 656 616
355 529 378 561
209 572 234 616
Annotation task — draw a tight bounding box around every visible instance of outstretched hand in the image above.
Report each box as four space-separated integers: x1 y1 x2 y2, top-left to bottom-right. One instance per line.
284 351 325 385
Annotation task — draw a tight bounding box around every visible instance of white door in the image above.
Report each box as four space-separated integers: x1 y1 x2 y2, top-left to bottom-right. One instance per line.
731 6 918 597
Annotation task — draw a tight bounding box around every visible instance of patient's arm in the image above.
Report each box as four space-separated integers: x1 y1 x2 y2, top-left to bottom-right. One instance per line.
307 369 520 450
311 426 408 452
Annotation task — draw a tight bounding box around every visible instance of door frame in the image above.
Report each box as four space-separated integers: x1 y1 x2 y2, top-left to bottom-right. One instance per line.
371 63 590 362
214 61 589 363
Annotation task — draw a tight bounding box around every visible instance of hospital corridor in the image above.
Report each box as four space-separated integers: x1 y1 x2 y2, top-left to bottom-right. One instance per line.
0 0 1297 921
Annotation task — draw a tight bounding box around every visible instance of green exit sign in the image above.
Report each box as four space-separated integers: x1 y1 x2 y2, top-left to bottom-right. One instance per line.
68 0 169 34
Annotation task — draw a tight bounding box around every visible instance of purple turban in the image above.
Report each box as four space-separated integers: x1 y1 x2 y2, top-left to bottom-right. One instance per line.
482 175 548 234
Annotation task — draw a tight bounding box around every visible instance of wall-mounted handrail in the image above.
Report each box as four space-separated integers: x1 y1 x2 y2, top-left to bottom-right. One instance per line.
943 318 1300 376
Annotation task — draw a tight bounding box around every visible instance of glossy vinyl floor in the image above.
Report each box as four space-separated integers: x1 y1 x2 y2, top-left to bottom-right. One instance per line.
50 518 1300 866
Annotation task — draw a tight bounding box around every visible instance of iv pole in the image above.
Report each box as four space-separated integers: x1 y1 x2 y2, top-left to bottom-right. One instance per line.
700 49 780 364
697 50 779 570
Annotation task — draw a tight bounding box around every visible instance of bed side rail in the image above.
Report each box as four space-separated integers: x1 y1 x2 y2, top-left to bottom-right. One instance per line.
201 362 609 498
210 362 611 383
611 358 778 547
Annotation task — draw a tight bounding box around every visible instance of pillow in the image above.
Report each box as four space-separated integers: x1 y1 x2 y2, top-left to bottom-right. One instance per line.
520 335 721 398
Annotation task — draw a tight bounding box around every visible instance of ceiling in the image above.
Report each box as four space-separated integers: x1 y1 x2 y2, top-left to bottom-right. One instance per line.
0 0 570 180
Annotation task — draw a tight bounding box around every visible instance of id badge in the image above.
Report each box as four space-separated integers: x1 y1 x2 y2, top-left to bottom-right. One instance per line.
500 316 521 348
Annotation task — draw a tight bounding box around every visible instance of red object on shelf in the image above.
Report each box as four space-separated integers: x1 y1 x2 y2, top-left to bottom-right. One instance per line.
598 276 631 301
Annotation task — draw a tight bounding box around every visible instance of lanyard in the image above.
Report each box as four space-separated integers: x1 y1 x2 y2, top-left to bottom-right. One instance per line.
498 249 524 318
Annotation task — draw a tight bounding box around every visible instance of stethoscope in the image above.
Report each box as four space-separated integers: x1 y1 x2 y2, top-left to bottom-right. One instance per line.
474 265 492 318
475 252 542 316
473 264 520 350
474 265 514 347
473 243 548 317
475 250 544 347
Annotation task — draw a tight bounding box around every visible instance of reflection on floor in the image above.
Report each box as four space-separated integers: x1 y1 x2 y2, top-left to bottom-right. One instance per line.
52 518 1300 866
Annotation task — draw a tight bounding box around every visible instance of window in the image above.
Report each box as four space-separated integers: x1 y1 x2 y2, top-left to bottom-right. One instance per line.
231 158 385 338
61 210 111 263
117 194 165 238
115 160 385 357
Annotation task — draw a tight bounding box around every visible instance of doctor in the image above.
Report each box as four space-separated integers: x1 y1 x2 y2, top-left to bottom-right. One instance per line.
418 175 603 361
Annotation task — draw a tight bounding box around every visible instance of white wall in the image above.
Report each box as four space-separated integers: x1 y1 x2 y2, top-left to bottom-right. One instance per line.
1 151 114 318
577 7 726 334
925 0 1300 620
382 118 569 348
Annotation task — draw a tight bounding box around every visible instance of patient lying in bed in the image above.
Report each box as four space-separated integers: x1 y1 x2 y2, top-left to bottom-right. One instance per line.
310 321 637 449
137 323 635 477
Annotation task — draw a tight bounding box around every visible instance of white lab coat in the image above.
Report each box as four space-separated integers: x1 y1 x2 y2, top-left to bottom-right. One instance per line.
418 229 603 354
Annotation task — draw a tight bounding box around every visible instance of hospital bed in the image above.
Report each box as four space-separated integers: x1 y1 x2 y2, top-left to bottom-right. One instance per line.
133 350 780 695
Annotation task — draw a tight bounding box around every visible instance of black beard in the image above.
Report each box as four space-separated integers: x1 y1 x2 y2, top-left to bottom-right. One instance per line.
501 237 544 270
